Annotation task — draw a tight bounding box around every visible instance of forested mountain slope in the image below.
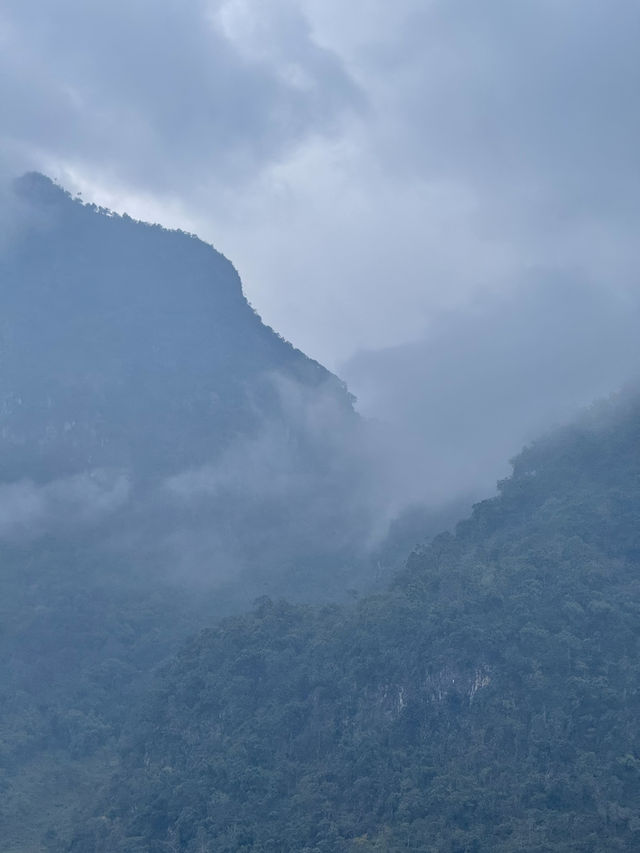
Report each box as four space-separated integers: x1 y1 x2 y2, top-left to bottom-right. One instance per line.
0 175 388 852
76 389 640 852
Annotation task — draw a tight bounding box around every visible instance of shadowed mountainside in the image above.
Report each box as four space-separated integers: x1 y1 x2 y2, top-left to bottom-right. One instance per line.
0 175 402 852
74 388 640 852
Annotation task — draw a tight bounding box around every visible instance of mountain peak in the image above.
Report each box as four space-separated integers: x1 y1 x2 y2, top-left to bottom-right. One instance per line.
12 171 73 206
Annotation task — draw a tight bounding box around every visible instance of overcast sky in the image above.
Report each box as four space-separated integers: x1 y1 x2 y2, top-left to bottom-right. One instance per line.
2 0 638 366
2 0 640 501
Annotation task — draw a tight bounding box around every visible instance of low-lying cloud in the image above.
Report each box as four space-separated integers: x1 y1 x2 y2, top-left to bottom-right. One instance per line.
0 469 130 539
156 372 390 589
343 275 640 506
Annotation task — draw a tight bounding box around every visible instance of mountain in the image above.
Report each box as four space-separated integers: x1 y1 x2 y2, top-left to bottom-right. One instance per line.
0 173 387 595
74 388 640 852
3 173 347 479
0 175 390 852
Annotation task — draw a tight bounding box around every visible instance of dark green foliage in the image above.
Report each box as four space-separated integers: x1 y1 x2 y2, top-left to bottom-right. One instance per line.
74 390 640 851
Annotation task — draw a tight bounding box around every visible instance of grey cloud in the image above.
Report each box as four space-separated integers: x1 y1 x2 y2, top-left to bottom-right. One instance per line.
343 274 640 507
359 1 640 202
0 0 362 191
350 0 640 325
183 0 640 366
4 1 638 367
307 1 640 297
0 469 130 539
143 370 397 591
164 371 388 539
